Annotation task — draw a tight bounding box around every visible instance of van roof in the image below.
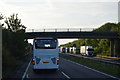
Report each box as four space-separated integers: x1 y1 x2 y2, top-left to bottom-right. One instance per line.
34 37 57 39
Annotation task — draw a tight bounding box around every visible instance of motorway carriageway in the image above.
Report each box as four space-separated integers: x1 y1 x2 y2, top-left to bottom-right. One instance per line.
21 57 119 80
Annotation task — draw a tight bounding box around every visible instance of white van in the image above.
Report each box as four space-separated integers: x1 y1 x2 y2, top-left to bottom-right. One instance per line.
32 37 59 71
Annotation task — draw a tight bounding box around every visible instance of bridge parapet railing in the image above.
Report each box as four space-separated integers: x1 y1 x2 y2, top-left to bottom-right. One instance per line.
26 28 96 32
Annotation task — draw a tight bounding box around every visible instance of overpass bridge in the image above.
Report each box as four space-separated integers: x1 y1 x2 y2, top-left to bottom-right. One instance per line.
25 28 120 57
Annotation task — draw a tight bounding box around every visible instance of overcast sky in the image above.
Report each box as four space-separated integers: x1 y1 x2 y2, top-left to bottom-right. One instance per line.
0 0 119 45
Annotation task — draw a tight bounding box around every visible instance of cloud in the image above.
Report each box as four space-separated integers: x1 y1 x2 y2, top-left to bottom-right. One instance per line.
0 0 118 29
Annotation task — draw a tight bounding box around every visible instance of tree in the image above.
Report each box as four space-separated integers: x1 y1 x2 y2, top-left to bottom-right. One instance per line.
0 13 4 20
0 14 4 27
5 14 26 32
3 13 28 57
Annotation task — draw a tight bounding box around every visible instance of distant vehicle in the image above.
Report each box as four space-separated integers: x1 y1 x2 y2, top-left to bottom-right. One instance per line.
80 46 95 56
69 47 76 54
32 37 59 71
76 48 80 54
72 47 76 54
66 47 70 53
60 47 66 53
69 47 73 54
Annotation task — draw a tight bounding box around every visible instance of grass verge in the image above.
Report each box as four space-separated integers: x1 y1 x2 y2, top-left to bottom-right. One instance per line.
60 53 120 77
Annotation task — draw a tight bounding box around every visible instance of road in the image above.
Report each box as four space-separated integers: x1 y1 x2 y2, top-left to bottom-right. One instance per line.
22 57 119 80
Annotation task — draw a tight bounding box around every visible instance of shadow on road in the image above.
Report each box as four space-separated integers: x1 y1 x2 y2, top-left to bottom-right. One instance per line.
33 69 58 74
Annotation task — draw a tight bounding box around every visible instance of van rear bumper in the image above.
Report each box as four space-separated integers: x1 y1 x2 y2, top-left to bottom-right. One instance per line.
33 65 59 70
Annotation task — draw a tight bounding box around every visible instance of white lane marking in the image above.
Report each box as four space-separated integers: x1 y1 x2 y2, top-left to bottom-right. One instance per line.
61 72 70 79
62 58 119 79
21 60 31 80
26 74 29 78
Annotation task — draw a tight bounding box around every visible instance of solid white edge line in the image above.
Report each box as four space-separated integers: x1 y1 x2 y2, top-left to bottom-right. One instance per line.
61 72 70 79
62 58 119 79
21 60 31 80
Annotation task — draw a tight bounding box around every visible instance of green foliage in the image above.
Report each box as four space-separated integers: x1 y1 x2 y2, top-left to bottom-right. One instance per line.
2 13 29 78
94 22 118 32
5 14 26 32
2 29 27 58
0 14 4 20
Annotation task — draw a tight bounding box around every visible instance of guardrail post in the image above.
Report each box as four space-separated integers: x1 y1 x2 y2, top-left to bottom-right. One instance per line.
55 29 57 32
80 28 81 32
44 29 45 32
32 29 34 32
67 29 69 32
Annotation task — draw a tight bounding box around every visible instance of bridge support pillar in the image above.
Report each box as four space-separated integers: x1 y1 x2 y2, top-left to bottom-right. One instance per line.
110 39 114 57
110 39 119 57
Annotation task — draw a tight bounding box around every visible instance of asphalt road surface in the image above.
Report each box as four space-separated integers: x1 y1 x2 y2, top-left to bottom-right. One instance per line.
22 57 119 80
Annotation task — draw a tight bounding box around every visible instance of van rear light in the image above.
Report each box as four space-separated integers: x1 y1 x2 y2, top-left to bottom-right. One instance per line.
32 59 35 61
32 59 35 65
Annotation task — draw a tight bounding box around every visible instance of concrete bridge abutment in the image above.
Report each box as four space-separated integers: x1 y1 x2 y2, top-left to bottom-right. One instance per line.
110 39 120 57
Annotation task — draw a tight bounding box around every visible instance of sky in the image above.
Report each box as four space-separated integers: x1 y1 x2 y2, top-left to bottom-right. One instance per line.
0 0 119 45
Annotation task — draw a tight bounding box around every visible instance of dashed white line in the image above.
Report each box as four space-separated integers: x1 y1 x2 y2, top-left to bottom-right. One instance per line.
62 58 119 79
61 72 70 79
21 60 31 80
26 74 29 78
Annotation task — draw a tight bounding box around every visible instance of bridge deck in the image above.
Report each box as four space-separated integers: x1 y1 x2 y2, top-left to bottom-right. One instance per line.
25 31 119 39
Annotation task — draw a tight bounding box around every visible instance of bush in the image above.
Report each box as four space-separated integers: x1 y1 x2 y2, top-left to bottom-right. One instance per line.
2 28 27 78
